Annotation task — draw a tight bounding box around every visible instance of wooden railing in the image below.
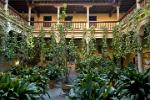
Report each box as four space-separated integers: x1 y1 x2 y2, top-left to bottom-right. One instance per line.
119 0 149 22
31 21 117 31
0 0 28 25
63 21 87 29
32 21 87 31
8 5 28 25
89 21 117 30
119 4 136 22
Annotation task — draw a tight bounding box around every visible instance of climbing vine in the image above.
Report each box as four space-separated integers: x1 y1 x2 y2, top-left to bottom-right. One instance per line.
112 4 150 59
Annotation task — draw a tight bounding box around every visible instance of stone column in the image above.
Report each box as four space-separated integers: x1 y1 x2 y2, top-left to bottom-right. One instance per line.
116 6 120 21
136 0 141 9
137 36 144 73
28 6 32 26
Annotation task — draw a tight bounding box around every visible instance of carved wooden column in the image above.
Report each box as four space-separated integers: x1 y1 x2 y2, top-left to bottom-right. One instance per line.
84 5 92 29
116 5 120 21
4 0 8 11
57 6 61 24
136 0 141 9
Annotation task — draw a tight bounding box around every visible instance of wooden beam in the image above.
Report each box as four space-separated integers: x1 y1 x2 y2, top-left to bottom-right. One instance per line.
32 3 115 7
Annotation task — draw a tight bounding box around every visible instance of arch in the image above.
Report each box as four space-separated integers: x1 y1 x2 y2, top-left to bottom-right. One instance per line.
136 16 150 72
137 16 150 36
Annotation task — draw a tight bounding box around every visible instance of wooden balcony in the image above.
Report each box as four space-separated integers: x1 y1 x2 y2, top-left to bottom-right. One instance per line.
31 21 117 32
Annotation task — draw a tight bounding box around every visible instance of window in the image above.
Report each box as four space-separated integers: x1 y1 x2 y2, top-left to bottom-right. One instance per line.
65 16 73 28
89 16 97 27
30 17 34 26
44 16 52 21
43 16 52 27
65 16 73 21
89 16 97 21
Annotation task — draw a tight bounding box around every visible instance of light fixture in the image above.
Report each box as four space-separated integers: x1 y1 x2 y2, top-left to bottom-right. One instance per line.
15 60 20 66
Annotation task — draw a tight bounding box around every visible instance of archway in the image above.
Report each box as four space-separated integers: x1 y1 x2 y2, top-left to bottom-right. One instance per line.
137 16 150 72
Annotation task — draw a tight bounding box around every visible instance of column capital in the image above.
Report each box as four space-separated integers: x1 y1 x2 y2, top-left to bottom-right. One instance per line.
54 5 63 8
116 5 120 8
4 0 8 4
83 4 93 9
27 3 35 8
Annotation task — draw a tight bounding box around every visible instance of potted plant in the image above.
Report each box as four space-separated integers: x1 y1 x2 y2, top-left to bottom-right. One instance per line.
46 65 62 89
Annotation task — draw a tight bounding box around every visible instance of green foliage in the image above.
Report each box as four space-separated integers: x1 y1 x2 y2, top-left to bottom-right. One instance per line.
76 55 115 73
69 67 116 100
116 69 150 100
112 27 140 59
46 64 67 81
8 66 49 95
0 73 42 100
88 38 97 56
112 4 150 59
101 27 109 57
70 61 150 100
67 38 78 62
3 31 27 60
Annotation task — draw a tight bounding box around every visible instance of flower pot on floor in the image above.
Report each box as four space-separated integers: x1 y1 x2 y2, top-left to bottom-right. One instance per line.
49 80 56 89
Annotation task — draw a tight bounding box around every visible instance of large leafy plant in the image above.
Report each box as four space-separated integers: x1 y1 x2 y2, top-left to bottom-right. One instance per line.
0 73 42 100
116 69 150 100
69 70 116 100
8 66 49 95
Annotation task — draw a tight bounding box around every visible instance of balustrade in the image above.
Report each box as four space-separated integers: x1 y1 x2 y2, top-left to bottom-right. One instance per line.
0 0 28 26
31 21 117 31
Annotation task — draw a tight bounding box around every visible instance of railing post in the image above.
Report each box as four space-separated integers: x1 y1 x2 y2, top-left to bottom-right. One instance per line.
28 5 32 26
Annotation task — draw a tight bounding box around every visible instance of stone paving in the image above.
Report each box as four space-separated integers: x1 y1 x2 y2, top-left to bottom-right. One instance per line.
43 88 66 100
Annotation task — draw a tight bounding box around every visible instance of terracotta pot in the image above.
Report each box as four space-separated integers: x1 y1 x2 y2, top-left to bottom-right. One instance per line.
49 80 55 89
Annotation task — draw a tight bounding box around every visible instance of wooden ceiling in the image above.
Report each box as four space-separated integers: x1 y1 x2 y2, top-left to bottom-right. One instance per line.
8 0 136 14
